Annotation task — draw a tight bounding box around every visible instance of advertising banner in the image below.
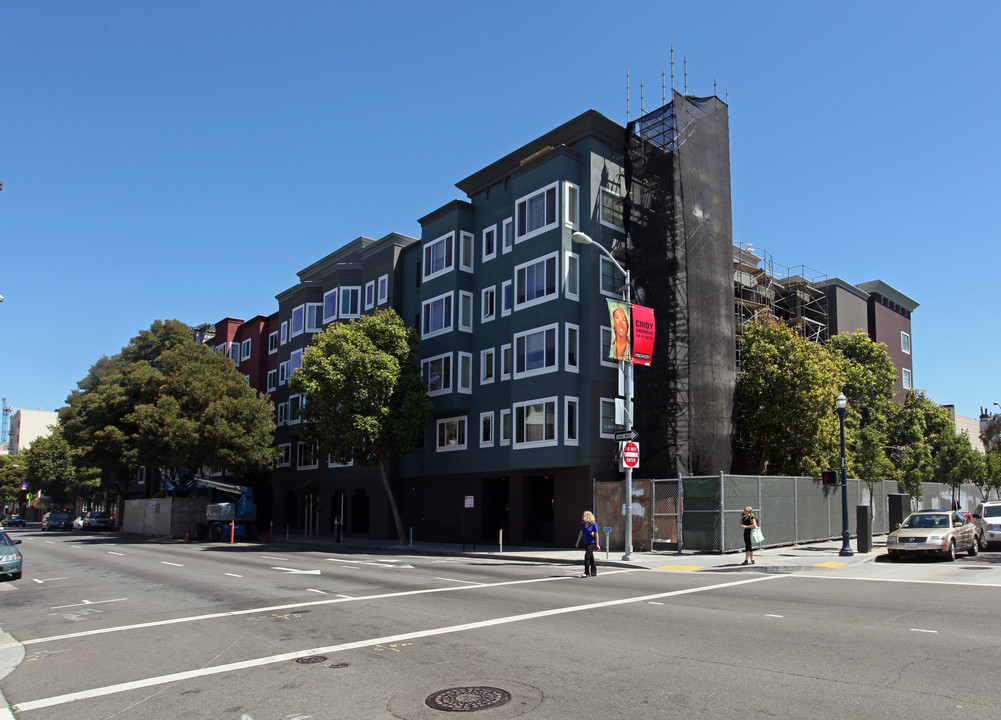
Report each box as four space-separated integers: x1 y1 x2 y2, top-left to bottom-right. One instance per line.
631 304 656 366
606 299 631 362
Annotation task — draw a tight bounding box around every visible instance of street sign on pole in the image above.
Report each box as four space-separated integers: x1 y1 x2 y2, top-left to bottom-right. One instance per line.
614 429 638 442
620 441 640 470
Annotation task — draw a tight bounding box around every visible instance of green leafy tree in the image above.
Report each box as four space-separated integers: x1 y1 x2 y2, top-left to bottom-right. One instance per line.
885 390 956 498
20 428 101 508
291 309 431 544
933 429 986 505
0 455 28 513
60 320 277 508
736 315 845 476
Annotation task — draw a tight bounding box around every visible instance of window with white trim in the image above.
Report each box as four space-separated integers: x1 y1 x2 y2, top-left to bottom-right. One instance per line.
565 182 579 228
599 187 625 230
515 252 558 309
422 291 453 338
289 394 302 424
291 305 305 337
280 321 288 344
600 327 617 368
229 343 240 366
480 411 494 448
565 251 579 300
423 232 454 280
565 324 579 372
501 280 513 317
306 303 323 332
460 231 474 272
600 397 624 438
513 397 558 448
215 344 226 354
422 353 452 396
377 275 389 305
459 291 473 332
516 182 559 241
436 416 467 451
241 339 252 361
600 256 626 297
268 331 279 354
297 441 318 469
902 368 912 390
277 443 291 467
514 324 558 378
502 217 513 254
364 281 375 310
500 408 512 446
500 343 512 381
481 286 496 323
480 347 495 384
458 352 472 394
277 402 288 426
267 369 277 392
323 288 338 323
482 225 497 262
279 360 289 385
901 332 911 354
340 287 361 318
289 348 303 378
565 397 579 445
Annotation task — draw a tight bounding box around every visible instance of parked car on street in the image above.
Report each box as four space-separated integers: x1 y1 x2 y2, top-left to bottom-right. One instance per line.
886 509 979 561
0 530 23 581
82 511 114 531
41 511 72 531
1 515 26 528
972 501 1001 550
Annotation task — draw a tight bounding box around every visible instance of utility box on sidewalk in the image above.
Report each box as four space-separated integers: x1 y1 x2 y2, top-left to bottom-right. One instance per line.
888 493 909 532
856 505 872 553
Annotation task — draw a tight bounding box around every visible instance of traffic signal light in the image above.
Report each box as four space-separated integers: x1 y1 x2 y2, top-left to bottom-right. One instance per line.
821 469 839 486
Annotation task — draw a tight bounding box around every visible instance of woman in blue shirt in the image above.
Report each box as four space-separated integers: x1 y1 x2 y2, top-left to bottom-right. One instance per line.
575 510 600 578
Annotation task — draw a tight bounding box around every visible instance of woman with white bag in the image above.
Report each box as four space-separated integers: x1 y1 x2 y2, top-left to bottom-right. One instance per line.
739 506 760 565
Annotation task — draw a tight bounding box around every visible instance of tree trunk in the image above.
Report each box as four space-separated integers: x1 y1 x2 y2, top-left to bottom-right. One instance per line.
377 455 406 545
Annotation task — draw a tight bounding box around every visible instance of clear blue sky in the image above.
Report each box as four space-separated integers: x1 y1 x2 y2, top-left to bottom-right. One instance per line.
2 1 998 423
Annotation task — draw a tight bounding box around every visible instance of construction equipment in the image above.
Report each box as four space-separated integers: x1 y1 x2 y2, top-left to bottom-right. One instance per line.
164 473 257 541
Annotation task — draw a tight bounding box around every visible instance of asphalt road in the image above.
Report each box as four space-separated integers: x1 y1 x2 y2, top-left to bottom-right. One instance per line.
2 529 1001 720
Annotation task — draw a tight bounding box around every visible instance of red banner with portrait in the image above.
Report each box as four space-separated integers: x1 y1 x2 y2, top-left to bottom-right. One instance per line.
630 304 655 366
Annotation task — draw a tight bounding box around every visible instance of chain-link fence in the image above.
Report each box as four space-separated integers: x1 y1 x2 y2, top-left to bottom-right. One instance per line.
648 475 983 554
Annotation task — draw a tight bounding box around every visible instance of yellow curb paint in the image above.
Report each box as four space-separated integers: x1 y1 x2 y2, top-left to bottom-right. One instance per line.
658 564 704 571
813 561 849 568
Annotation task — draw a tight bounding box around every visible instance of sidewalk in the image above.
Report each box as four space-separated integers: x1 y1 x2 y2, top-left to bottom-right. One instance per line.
265 534 883 574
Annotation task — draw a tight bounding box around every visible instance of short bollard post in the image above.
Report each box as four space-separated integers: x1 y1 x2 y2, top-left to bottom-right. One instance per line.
603 527 611 561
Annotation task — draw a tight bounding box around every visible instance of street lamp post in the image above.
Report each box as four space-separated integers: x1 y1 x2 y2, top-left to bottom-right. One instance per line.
572 231 634 561
835 393 854 557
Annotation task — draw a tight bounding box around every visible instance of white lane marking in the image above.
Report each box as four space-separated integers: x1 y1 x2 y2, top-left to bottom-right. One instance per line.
271 567 321 575
160 562 183 567
32 577 67 584
434 577 483 585
364 562 413 568
107 552 124 556
307 589 327 595
12 575 780 712
910 628 938 633
326 558 362 564
8 568 647 649
648 601 665 605
811 575 1001 589
260 556 286 561
225 573 243 578
50 598 127 610
765 614 783 618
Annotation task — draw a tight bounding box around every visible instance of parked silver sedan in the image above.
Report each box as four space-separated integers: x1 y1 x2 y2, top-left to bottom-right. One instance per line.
0 530 22 581
886 510 979 561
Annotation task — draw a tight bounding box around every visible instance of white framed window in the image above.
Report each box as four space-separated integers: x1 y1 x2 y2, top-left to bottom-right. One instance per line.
364 281 376 310
423 232 454 280
436 416 467 452
516 182 559 241
289 394 302 424
480 411 495 448
289 348 303 376
599 186 625 231
279 360 289 385
482 225 497 262
565 324 579 372
421 291 454 338
280 321 288 345
306 303 323 333
513 396 558 448
515 252 559 310
422 353 453 396
377 274 389 305
340 287 361 318
268 331 279 354
277 402 288 426
323 288 339 324
600 327 617 368
267 369 278 392
297 441 318 470
500 408 512 446
277 443 291 467
460 231 474 272
501 279 513 317
903 368 912 390
564 251 579 301
500 343 512 381
600 397 624 438
459 291 473 332
241 338 252 361
480 347 495 385
564 182 579 228
502 217 514 254
600 256 626 297
458 352 472 394
901 332 911 354
565 397 579 445
481 286 496 323
228 343 240 366
215 343 226 355
514 323 558 378
291 304 305 337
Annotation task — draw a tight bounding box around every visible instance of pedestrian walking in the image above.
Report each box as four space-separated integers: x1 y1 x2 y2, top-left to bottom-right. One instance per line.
575 510 600 578
740 506 758 565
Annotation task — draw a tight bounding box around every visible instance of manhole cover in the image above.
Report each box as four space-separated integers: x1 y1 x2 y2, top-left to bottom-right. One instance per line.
295 655 328 664
425 686 511 712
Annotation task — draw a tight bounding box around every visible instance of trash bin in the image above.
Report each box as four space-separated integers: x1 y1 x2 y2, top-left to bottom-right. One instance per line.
856 505 872 553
